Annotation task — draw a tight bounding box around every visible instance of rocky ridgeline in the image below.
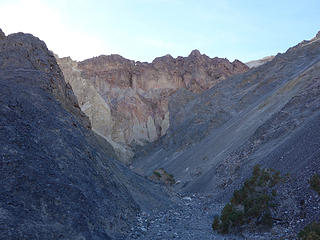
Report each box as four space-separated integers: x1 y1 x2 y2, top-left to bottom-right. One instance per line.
131 31 320 238
57 51 248 162
0 28 173 240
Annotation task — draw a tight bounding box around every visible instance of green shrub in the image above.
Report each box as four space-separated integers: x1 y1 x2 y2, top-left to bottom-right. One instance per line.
310 174 320 195
153 171 161 178
212 215 220 231
212 165 284 234
298 222 320 240
220 203 244 233
260 210 273 227
272 189 277 197
166 174 176 185
151 168 176 185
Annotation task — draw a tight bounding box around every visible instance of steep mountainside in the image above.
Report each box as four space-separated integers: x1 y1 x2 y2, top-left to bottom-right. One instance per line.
131 32 320 238
133 31 320 195
0 29 172 240
57 51 248 162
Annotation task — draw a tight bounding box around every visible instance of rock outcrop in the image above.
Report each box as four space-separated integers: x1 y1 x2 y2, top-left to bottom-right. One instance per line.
245 55 275 68
57 51 248 162
0 29 172 240
0 28 5 40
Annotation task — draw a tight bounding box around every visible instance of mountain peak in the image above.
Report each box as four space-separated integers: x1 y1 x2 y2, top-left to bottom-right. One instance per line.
189 49 201 57
152 54 174 64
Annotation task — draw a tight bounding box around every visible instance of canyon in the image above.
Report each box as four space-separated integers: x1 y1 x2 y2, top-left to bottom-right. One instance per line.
1 27 320 240
57 51 248 162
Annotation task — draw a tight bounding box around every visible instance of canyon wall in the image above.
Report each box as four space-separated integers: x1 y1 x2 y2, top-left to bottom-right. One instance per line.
0 29 172 240
57 51 248 162
132 31 320 196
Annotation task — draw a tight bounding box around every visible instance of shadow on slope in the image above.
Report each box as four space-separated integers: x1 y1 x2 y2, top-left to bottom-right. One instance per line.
0 29 173 240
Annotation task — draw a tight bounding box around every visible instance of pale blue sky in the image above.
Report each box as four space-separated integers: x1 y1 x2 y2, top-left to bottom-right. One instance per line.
0 0 319 62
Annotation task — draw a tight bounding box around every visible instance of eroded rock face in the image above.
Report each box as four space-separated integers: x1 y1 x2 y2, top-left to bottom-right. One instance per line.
132 31 320 198
57 51 248 162
0 29 172 240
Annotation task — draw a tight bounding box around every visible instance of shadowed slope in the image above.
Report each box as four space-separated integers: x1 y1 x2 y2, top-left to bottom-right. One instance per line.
0 29 172 240
132 31 320 196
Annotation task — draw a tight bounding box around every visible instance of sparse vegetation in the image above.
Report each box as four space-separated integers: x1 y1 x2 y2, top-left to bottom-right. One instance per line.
212 215 220 230
310 174 320 195
298 222 320 240
296 174 320 239
153 171 161 178
150 168 176 186
212 165 285 234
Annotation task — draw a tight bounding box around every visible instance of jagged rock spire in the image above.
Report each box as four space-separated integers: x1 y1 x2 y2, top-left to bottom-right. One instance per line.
189 49 201 57
0 28 6 40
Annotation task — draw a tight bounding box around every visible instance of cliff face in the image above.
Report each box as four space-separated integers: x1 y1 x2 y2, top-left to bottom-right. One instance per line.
57 51 248 162
0 29 172 240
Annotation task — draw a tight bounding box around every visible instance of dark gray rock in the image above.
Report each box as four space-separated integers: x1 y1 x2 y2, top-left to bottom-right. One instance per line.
168 88 198 131
0 30 172 240
0 28 5 40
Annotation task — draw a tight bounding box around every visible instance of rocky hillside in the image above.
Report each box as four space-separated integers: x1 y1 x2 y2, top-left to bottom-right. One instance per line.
132 31 320 237
57 51 248 162
0 29 173 240
133 31 320 190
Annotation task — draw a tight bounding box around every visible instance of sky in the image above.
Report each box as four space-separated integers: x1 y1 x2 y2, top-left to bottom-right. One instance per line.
0 0 319 63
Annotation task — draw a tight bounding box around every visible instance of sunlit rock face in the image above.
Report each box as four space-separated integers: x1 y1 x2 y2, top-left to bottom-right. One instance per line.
57 51 248 162
245 55 275 68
